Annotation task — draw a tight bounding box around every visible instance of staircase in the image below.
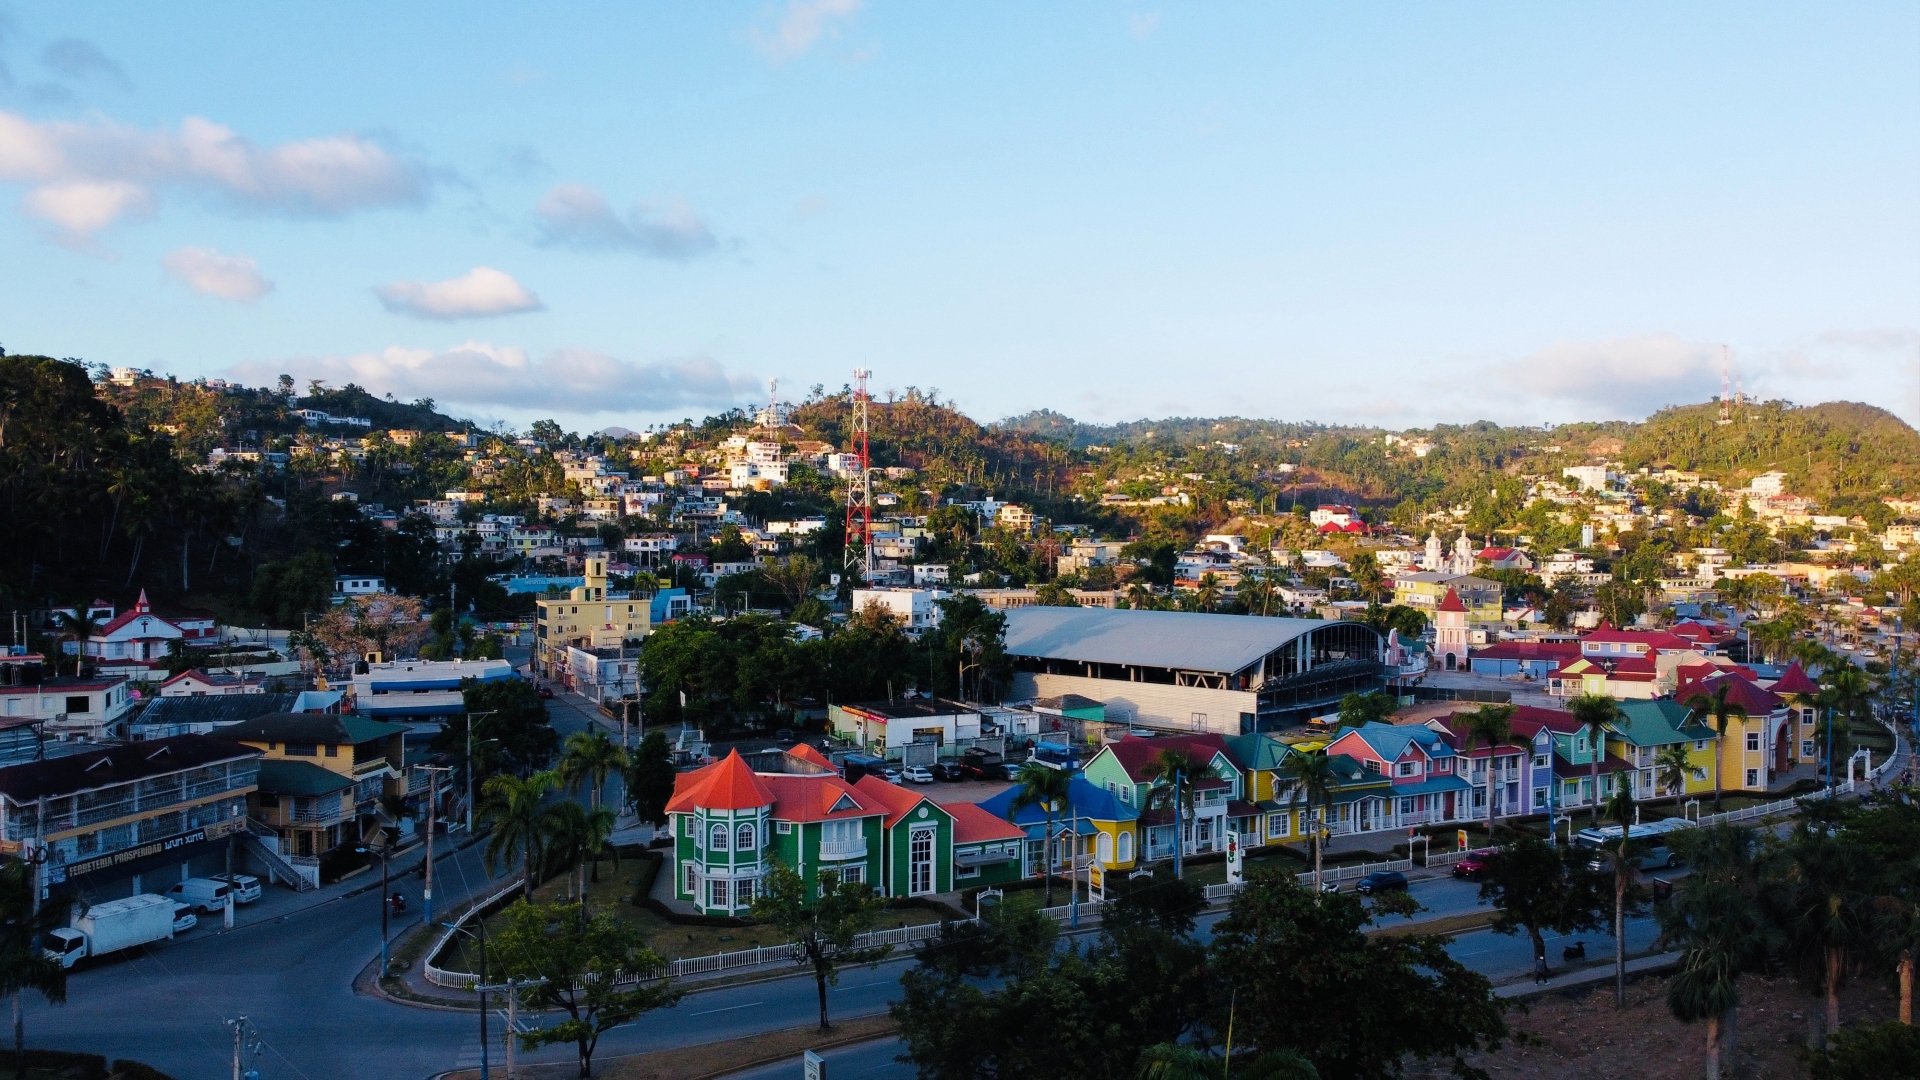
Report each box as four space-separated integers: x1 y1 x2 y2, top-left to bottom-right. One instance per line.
242 818 319 891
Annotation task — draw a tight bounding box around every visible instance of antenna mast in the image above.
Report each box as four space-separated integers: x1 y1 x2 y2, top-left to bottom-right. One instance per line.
1718 346 1733 426
845 369 874 582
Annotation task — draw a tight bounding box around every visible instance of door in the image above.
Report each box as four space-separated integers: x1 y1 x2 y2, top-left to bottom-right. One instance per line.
909 829 935 895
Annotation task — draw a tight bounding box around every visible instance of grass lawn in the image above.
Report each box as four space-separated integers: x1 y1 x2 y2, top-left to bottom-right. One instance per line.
435 860 942 973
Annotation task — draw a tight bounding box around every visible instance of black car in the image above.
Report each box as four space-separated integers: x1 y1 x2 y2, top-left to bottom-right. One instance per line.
930 762 965 782
774 729 797 746
1355 870 1409 896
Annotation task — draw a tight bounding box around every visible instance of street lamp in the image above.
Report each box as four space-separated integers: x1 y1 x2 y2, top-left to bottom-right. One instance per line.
355 842 395 973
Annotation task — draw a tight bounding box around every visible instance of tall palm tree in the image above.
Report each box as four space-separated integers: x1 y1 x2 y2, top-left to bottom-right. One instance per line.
1194 573 1223 613
1125 581 1155 611
1603 783 1636 1007
1459 704 1515 838
1683 684 1748 812
1658 826 1774 1080
1655 743 1692 799
1569 694 1619 826
1008 763 1075 906
480 770 559 900
52 609 101 678
0 861 72 1080
541 799 589 901
559 730 629 812
1817 664 1873 790
1282 747 1341 894
1142 746 1215 880
1773 824 1875 1047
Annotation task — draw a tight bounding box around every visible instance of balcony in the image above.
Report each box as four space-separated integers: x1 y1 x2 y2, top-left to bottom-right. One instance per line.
817 838 868 860
287 802 351 826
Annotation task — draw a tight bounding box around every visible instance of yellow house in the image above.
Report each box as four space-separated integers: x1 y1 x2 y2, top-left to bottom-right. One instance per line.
1679 672 1796 794
1392 572 1502 626
1606 701 1719 799
214 713 412 861
535 556 651 680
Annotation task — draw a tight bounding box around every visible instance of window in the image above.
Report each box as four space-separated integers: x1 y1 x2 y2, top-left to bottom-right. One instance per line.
324 744 338 757
1096 832 1112 864
1267 812 1290 838
838 864 864 885
64 696 89 714
1399 798 1414 815
1533 787 1547 807
1118 831 1133 862
1745 733 1760 751
956 862 981 879
1575 736 1588 754
284 743 318 757
1396 762 1417 777
709 823 728 851
708 878 729 908
1363 760 1380 774
735 823 755 852
1694 740 1708 751
1802 741 1814 758
1692 768 1709 782
1745 769 1759 787
736 878 755 906
776 821 792 834
684 864 698 895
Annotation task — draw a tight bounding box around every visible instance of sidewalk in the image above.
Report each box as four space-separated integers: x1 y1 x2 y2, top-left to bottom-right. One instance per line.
1495 949 1682 1000
212 828 486 937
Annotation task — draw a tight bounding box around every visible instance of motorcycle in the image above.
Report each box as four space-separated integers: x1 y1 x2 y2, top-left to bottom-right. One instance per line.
390 892 408 915
1319 879 1341 894
1562 941 1586 961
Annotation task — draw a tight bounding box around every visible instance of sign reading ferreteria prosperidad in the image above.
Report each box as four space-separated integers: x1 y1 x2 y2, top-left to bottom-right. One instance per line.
48 819 245 884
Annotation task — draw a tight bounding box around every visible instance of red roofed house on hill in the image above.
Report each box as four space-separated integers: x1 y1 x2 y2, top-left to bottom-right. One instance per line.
63 591 217 679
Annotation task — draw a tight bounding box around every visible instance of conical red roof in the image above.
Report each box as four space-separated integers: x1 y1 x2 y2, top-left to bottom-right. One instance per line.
1768 661 1820 698
1437 587 1467 613
664 749 775 813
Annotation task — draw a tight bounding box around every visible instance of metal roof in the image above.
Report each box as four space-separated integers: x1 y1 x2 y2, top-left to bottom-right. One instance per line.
1003 607 1330 675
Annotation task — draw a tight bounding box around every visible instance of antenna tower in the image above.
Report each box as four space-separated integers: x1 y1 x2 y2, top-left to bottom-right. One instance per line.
845 369 874 581
1717 346 1733 425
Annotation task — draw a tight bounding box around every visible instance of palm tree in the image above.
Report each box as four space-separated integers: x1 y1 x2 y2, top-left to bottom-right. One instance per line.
1655 743 1692 799
0 861 72 1080
1194 573 1223 612
52 608 101 677
1773 824 1875 1047
1817 664 1872 791
1008 763 1074 906
1569 693 1619 825
1126 581 1155 610
1282 747 1341 894
559 730 629 813
1459 704 1515 838
1683 684 1748 812
1142 746 1215 880
480 770 559 900
1659 826 1774 1080
1603 783 1636 1007
541 799 589 901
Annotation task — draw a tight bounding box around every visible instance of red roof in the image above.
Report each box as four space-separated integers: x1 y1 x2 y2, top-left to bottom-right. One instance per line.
1470 641 1578 662
1436 588 1467 613
1682 670 1781 715
1316 521 1370 535
1669 620 1734 643
1507 704 1582 735
95 590 181 638
758 773 874 822
949 802 1026 844
1767 662 1820 698
1104 733 1238 778
664 750 776 813
852 775 932 828
1478 547 1519 560
1579 628 1694 652
786 743 835 769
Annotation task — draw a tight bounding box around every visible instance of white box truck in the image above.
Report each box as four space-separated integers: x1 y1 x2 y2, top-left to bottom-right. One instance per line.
45 894 176 969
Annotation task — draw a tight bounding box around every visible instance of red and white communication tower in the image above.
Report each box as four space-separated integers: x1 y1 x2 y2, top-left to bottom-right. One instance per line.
845 369 875 580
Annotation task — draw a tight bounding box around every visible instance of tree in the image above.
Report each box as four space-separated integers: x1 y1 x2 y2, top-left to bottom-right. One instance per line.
51 608 101 677
1683 684 1748 812
1655 743 1692 798
1335 691 1395 728
1009 762 1075 902
0 861 73 1080
1658 825 1776 1080
311 592 427 662
433 678 559 784
1142 747 1214 881
750 860 891 1032
1282 748 1340 894
1818 664 1874 789
1477 833 1608 981
480 770 559 901
1459 704 1516 838
559 730 628 813
1603 783 1640 1007
1569 693 1619 825
1208 871 1505 1079
1032 581 1081 607
624 730 677 826
1770 823 1876 1048
248 550 335 628
489 900 682 1078
1812 1021 1920 1080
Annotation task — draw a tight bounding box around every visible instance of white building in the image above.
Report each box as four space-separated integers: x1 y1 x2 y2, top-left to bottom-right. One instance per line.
1562 465 1612 492
350 658 517 723
0 675 133 741
912 564 950 585
563 646 639 705
334 575 386 599
1748 471 1789 497
852 588 946 635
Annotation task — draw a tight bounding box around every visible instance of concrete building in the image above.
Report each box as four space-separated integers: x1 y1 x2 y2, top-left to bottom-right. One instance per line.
535 557 652 678
828 700 984 764
350 658 516 722
850 588 945 635
1003 607 1385 735
0 673 134 741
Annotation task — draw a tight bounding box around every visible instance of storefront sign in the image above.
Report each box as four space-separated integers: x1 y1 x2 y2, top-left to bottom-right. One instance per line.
48 819 243 885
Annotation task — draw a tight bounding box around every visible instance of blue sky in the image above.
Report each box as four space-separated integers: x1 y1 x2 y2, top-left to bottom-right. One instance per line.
0 3 1915 432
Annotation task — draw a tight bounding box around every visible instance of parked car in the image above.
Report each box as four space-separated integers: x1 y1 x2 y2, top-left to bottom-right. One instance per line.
169 903 198 934
1586 844 1680 873
1451 854 1494 880
165 878 232 915
211 873 262 904
1355 870 1409 896
930 762 965 782
881 768 904 784
774 729 797 746
536 686 554 699
998 762 1025 781
903 766 936 784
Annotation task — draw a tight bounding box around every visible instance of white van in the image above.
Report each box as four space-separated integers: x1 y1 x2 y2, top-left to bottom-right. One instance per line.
165 878 232 914
211 873 262 904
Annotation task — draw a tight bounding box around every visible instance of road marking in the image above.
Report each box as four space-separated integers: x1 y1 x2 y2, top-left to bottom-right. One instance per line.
689 1001 764 1017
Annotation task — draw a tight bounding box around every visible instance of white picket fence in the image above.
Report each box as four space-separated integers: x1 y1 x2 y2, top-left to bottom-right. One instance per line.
1424 847 1497 868
423 877 527 989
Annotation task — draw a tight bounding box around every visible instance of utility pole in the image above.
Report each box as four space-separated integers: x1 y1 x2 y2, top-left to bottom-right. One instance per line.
223 1015 261 1080
420 765 452 925
472 976 547 1080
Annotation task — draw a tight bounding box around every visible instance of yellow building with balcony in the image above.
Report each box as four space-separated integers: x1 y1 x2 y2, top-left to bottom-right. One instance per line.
535 556 651 680
213 713 412 863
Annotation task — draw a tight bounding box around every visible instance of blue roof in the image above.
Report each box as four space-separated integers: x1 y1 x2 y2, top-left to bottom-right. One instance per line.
1380 775 1473 797
1349 721 1456 761
978 775 1139 826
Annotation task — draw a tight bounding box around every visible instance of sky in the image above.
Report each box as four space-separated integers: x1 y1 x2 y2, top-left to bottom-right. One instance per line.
0 3 1916 434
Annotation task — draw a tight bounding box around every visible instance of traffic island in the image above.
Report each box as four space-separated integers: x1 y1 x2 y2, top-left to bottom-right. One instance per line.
432 1013 898 1080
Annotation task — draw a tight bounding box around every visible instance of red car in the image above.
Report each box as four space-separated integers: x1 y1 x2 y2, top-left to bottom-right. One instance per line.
1451 854 1494 880
536 686 554 699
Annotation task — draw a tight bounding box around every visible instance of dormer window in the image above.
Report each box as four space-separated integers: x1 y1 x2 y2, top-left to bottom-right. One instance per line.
1396 762 1417 777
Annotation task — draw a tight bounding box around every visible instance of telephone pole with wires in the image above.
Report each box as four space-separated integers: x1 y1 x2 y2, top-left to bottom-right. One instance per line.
224 1015 264 1080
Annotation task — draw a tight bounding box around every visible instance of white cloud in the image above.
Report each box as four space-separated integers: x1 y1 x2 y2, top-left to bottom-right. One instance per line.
753 0 861 62
1473 334 1722 420
163 246 272 303
534 183 718 260
227 342 759 415
0 108 428 240
375 267 543 320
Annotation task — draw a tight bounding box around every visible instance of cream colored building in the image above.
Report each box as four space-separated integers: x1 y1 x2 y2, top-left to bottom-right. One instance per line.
535 557 651 679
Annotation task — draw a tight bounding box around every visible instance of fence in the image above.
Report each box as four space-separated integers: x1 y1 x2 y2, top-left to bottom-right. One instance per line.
1293 857 1414 887
422 878 528 989
1424 847 1497 868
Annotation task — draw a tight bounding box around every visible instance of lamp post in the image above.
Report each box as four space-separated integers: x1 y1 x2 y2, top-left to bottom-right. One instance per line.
356 843 394 973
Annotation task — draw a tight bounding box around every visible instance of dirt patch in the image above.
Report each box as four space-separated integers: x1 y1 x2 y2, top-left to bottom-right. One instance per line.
435 1013 898 1080
1404 972 1899 1079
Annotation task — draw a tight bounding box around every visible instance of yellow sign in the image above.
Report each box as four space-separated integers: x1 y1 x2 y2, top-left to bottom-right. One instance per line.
1457 829 1469 851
